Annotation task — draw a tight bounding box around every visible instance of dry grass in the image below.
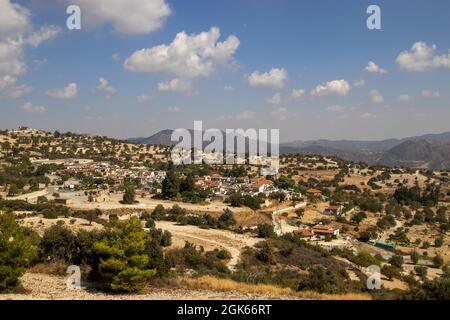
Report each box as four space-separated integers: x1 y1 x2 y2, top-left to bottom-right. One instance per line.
177 275 372 300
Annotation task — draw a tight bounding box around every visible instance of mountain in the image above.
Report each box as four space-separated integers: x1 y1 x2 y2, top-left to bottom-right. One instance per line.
379 139 450 170
129 129 176 146
129 130 450 170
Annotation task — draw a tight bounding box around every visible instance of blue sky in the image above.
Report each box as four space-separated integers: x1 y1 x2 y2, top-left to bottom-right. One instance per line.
1 0 449 142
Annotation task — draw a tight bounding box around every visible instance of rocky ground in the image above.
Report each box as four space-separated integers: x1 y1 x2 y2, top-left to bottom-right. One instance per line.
0 273 298 300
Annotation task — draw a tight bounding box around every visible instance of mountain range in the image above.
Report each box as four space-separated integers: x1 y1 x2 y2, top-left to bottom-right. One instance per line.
128 131 450 170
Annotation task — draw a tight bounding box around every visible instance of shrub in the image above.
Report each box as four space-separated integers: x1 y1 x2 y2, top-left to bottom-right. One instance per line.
389 255 404 268
0 210 37 292
257 224 276 238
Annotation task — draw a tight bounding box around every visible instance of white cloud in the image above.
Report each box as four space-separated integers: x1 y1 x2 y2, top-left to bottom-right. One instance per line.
0 75 16 89
46 83 78 100
370 90 384 103
236 110 255 120
421 90 440 98
0 1 60 98
267 92 282 105
224 85 234 91
157 78 191 93
124 27 239 78
327 105 347 112
136 94 153 103
26 25 61 47
93 77 117 99
354 79 365 88
0 82 33 98
246 68 288 89
290 88 305 100
168 106 181 113
63 0 171 35
360 112 376 119
396 42 450 71
365 61 388 74
112 53 120 61
19 101 46 113
399 94 411 102
271 107 288 120
311 79 350 97
0 0 30 38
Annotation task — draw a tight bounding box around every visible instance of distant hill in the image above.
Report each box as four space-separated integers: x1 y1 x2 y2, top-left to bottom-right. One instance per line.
129 129 176 146
129 130 450 170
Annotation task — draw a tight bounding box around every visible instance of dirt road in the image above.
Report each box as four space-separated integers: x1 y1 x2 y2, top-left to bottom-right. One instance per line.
155 221 261 270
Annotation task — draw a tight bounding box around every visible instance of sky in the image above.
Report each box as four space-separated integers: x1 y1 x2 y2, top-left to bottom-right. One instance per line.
0 0 450 142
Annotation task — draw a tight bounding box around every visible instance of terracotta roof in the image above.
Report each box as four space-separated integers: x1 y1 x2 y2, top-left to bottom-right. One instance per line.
307 189 322 194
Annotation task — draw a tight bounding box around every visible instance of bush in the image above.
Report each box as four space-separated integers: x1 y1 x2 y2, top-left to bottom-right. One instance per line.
94 218 157 292
432 255 444 268
297 265 349 294
0 210 37 292
257 224 276 238
389 255 404 268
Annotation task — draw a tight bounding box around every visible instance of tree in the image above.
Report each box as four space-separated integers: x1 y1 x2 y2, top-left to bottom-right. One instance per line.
382 265 400 281
257 224 276 238
414 266 427 279
218 209 236 228
122 186 136 204
0 210 37 292
410 251 420 265
256 242 275 264
94 217 157 292
432 255 444 268
161 162 179 199
389 255 404 268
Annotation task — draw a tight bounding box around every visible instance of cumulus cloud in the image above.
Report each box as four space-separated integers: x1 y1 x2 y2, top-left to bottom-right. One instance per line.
271 107 288 120
168 106 182 113
26 25 61 47
61 0 171 35
19 101 46 113
396 42 450 71
93 77 117 99
290 89 305 100
311 79 350 97
46 83 78 100
370 90 384 103
224 85 234 91
157 78 191 93
421 90 440 98
246 68 288 89
236 110 255 120
1 83 33 98
267 92 282 105
0 0 60 98
111 53 120 61
360 112 376 119
124 27 239 78
354 79 365 88
327 105 347 112
365 61 388 74
399 94 411 102
136 94 153 103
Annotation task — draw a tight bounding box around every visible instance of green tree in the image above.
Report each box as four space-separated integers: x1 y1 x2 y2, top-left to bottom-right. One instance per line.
410 251 420 265
94 217 157 292
122 186 136 204
0 210 37 292
161 162 179 199
389 255 404 268
257 224 276 238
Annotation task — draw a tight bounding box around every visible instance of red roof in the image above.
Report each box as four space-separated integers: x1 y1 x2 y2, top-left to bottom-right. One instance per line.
307 189 322 194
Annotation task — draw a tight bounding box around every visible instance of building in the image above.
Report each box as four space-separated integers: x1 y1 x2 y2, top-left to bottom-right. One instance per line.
311 225 340 237
306 189 322 196
323 205 343 216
